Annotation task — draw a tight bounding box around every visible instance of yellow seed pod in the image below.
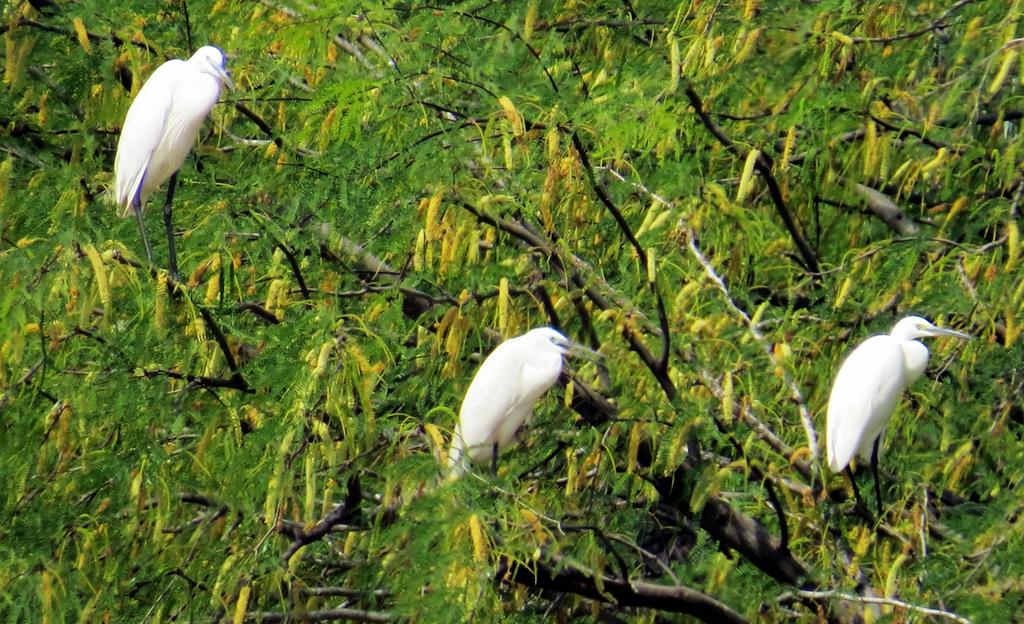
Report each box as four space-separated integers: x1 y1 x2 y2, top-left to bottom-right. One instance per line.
833 276 853 309
779 126 797 172
425 192 443 241
497 277 510 336
204 273 220 304
627 422 642 473
721 371 733 424
1006 221 1019 272
72 18 93 54
414 229 426 271
734 28 761 64
668 34 680 93
520 509 545 543
920 147 948 175
498 96 525 137
736 149 759 203
154 271 168 331
863 120 877 177
523 0 538 41
424 423 447 463
312 341 333 376
743 0 758 20
468 514 488 563
82 243 111 320
232 584 251 624
988 49 1018 96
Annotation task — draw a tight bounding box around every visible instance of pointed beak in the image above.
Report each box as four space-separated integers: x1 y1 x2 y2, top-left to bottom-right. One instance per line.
930 326 972 340
557 338 603 362
218 65 235 91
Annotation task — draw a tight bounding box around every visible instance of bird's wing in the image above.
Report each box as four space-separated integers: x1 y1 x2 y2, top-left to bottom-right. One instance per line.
453 343 525 463
112 61 183 214
826 336 906 472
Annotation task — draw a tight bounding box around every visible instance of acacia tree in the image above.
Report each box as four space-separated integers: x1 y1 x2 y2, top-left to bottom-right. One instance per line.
1 0 1022 622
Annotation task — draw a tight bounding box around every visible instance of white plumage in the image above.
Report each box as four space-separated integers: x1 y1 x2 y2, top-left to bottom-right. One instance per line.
449 327 583 472
113 46 231 216
826 315 970 473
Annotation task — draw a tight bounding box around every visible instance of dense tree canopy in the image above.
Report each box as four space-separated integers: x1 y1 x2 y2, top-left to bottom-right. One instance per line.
2 0 1023 621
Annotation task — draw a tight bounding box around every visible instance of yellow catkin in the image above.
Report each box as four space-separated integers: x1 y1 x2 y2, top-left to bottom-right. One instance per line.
721 371 733 424
468 514 487 563
523 0 538 41
72 18 93 53
312 341 333 376
82 244 111 320
646 247 656 283
425 192 443 241
497 277 510 335
204 273 220 304
920 147 948 175
232 584 251 624
743 0 758 20
988 49 1018 96
627 422 641 473
498 96 525 136
736 149 760 203
1007 221 1020 272
863 120 877 177
424 423 446 462
414 229 426 271
154 271 167 332
734 28 761 64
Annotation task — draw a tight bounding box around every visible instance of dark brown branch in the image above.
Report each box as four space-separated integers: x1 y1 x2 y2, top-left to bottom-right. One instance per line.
197 307 247 389
234 102 283 148
280 475 361 563
569 130 673 373
683 84 820 274
235 301 281 324
500 553 748 623
140 368 250 392
652 466 808 585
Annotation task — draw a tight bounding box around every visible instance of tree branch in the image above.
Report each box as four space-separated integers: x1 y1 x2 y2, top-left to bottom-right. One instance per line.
501 553 749 623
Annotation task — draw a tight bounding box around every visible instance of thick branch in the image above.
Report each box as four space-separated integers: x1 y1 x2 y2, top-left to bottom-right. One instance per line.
281 475 361 562
501 554 748 623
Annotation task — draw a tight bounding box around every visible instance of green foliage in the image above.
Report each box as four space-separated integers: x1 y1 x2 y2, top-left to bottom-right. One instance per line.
2 0 1023 621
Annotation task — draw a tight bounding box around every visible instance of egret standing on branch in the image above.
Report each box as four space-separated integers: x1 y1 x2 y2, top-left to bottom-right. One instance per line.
448 327 601 476
826 315 971 516
112 46 233 280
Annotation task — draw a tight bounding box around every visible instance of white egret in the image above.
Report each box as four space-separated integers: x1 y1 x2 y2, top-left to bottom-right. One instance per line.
826 315 970 515
448 327 599 475
112 46 233 279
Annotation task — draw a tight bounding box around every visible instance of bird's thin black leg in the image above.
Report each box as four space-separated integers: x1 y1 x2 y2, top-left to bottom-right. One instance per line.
870 437 884 518
845 465 872 522
163 172 179 281
491 442 499 475
133 197 153 264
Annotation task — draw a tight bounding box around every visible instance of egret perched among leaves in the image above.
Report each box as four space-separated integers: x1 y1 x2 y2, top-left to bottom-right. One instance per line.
448 327 600 475
826 315 970 516
112 46 233 280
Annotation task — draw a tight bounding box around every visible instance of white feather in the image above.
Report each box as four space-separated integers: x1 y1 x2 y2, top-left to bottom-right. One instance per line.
112 47 228 216
449 328 566 470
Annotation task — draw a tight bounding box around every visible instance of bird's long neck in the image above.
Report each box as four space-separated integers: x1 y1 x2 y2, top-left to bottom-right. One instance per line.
900 339 930 385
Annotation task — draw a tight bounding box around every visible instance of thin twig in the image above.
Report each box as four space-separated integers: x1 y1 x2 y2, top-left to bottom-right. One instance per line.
790 590 972 624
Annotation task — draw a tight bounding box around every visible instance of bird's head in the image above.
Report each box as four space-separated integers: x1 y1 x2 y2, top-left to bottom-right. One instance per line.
890 315 972 341
191 46 234 91
523 327 602 361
